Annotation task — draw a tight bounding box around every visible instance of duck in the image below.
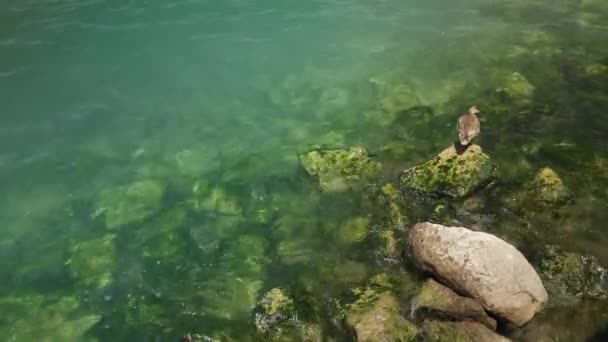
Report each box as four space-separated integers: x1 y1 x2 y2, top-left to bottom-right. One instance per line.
457 105 481 146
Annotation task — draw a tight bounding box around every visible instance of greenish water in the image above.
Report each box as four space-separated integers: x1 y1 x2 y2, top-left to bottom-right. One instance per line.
1 0 607 340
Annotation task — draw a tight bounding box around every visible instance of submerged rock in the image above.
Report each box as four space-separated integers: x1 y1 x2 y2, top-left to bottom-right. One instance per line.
495 71 535 104
66 233 117 290
409 222 548 327
421 320 511 342
334 216 369 246
539 245 608 301
400 144 497 198
344 275 417 342
529 167 572 206
254 288 322 341
0 294 101 341
412 278 497 331
254 288 297 334
94 179 166 229
299 146 382 193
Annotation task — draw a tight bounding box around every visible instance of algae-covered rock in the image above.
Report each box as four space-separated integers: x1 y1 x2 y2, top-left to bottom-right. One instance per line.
380 84 421 115
529 167 573 206
400 144 497 198
495 71 535 104
254 288 322 341
66 233 117 290
380 230 402 260
412 278 497 330
94 179 166 229
299 146 382 193
254 288 297 334
190 184 243 216
334 216 369 245
174 148 220 176
539 245 608 301
344 275 417 342
0 294 101 341
421 320 511 342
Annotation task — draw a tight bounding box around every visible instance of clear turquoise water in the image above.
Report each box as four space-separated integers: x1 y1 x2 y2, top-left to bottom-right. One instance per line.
1 0 608 340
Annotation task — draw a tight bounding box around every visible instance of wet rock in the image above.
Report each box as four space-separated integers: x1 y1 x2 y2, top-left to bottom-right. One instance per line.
94 179 166 229
529 167 572 206
400 144 497 198
421 320 511 342
412 278 497 331
539 245 608 301
345 275 417 342
299 146 382 193
409 222 548 327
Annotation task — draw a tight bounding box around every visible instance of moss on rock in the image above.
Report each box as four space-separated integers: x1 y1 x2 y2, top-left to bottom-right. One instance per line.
495 71 535 105
0 294 101 341
299 146 382 193
334 216 370 245
529 167 573 206
66 233 117 290
400 144 497 198
254 288 322 341
94 179 166 230
412 278 497 330
539 245 607 301
344 275 417 342
421 320 511 342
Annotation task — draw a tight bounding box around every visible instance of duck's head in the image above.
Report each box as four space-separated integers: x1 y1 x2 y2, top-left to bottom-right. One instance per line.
468 105 481 115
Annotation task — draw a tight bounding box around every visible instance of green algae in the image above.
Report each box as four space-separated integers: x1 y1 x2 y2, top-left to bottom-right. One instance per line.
299 146 382 193
66 233 117 290
400 144 498 198
94 179 167 230
0 294 101 341
344 277 417 342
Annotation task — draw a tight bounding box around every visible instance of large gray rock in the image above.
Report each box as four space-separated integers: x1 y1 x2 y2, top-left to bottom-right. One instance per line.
409 222 548 327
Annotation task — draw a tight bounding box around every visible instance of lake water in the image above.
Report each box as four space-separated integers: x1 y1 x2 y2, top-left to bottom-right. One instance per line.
1 0 607 340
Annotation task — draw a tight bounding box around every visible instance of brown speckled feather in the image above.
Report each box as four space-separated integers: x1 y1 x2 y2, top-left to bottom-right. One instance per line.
457 112 480 145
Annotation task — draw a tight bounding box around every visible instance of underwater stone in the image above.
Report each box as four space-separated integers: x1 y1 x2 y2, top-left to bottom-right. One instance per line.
345 289 417 342
539 245 608 301
94 179 166 230
380 230 402 260
400 144 497 198
254 288 297 334
335 216 369 245
299 146 382 193
495 71 535 104
380 84 421 115
409 222 548 327
421 321 511 342
0 294 101 341
529 167 572 206
66 233 117 290
254 288 322 341
412 278 497 331
174 148 220 176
